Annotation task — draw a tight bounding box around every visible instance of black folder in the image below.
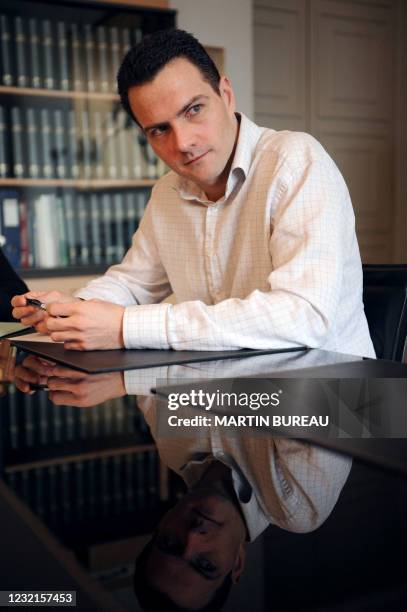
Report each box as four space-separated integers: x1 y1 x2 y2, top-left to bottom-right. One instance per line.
11 340 306 374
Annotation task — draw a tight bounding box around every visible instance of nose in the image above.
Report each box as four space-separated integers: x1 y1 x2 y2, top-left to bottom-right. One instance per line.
171 122 196 154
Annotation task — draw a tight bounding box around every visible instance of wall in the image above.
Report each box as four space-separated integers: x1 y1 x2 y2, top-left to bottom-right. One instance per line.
169 0 254 119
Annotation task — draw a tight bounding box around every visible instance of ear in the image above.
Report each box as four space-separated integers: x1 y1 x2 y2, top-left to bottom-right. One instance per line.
231 543 246 584
219 75 236 114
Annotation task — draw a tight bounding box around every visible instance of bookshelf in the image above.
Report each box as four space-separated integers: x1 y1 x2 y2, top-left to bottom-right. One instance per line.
0 381 180 558
0 0 176 287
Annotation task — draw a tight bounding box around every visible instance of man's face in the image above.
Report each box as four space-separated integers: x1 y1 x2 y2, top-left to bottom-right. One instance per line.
146 489 246 609
128 57 239 201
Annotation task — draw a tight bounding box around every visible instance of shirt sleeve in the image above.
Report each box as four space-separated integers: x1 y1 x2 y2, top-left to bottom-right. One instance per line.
75 194 172 307
122 149 355 350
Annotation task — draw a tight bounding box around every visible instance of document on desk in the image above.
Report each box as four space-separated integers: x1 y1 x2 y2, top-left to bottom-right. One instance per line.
0 322 32 339
10 339 306 374
11 331 61 343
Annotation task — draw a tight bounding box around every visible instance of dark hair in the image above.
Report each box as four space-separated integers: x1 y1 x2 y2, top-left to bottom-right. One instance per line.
117 29 221 123
134 539 233 612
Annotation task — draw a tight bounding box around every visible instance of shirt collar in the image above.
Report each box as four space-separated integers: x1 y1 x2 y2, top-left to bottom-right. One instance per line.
177 112 265 204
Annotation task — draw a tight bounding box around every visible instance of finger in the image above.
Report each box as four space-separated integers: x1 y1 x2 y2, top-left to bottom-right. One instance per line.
47 301 81 317
20 310 48 326
47 378 75 391
48 390 74 405
49 331 81 343
50 366 86 379
21 355 55 376
15 379 35 394
63 341 86 351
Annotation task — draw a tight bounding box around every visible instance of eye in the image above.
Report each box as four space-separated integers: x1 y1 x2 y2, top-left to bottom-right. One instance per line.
196 557 217 574
149 124 168 138
186 104 202 118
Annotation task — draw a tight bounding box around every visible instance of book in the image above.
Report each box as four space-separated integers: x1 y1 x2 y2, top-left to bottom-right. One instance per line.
11 107 25 178
77 194 90 265
0 190 21 267
19 199 30 267
113 193 125 260
64 192 77 265
54 110 67 179
42 20 54 90
56 196 69 266
40 108 53 179
0 14 13 86
67 110 80 180
26 108 40 179
105 111 117 179
109 27 120 93
96 26 109 93
28 18 41 88
33 194 59 268
80 110 92 180
14 16 28 88
57 22 69 91
92 111 104 179
71 23 83 91
84 24 96 92
117 111 130 179
0 106 8 178
89 193 102 264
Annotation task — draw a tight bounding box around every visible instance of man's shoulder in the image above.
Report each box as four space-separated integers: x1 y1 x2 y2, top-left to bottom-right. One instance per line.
151 169 180 196
258 128 326 162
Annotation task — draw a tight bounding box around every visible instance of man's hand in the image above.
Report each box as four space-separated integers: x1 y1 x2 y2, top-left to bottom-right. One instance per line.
46 299 125 350
11 290 78 334
47 368 126 407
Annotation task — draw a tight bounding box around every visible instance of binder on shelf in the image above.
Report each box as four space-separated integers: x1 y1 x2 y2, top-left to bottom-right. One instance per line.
113 193 125 260
96 26 109 93
102 192 115 263
118 111 130 179
56 196 69 266
84 24 96 93
15 16 28 88
64 192 78 265
67 110 80 180
90 193 102 264
0 14 13 86
27 108 40 179
71 23 83 91
42 20 55 90
40 109 53 179
105 111 117 179
54 110 67 179
57 21 69 91
28 18 41 89
33 194 59 268
77 194 90 265
11 107 25 179
92 111 104 179
0 190 21 268
0 106 8 178
109 27 120 93
80 110 92 180
19 198 30 268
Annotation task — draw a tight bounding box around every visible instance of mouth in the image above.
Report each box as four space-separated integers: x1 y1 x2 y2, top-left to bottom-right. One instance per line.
184 151 209 166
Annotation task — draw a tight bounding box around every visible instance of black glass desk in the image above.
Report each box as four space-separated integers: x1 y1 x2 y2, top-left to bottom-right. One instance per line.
0 346 406 611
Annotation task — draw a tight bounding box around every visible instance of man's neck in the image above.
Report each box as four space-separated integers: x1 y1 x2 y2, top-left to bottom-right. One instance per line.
203 113 241 203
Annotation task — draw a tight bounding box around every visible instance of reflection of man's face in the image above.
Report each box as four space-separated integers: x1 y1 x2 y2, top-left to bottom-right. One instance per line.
146 488 246 609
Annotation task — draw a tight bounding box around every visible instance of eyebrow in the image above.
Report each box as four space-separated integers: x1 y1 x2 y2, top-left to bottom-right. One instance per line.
143 95 209 133
154 541 221 581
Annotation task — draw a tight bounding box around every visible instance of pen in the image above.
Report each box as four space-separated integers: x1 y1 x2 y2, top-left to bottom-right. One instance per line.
26 298 47 311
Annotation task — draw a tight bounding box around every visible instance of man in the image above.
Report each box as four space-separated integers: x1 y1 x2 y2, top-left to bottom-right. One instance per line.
12 29 375 359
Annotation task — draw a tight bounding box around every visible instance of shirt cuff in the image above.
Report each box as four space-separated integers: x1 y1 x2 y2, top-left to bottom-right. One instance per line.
123 303 171 349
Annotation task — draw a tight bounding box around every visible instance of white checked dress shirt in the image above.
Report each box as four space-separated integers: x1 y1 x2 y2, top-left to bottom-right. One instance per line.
77 113 375 358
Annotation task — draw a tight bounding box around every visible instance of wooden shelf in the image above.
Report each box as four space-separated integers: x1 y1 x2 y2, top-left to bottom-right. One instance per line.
0 178 156 189
0 85 118 102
